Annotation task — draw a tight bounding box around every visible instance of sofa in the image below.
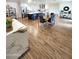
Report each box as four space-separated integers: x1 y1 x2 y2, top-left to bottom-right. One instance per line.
6 19 29 59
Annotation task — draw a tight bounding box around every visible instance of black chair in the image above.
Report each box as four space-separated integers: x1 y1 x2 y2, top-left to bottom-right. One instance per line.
48 18 51 22
48 13 55 25
39 16 46 23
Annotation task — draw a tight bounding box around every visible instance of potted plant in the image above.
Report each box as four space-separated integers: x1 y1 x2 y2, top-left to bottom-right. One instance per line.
6 19 12 32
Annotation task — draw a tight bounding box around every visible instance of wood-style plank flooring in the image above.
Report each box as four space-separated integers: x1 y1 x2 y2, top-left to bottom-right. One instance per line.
17 17 72 59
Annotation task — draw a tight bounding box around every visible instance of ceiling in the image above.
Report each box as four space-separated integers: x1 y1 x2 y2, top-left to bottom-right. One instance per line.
6 0 72 4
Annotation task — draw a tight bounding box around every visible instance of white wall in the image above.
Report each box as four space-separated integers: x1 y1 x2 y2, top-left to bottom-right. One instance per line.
45 1 72 15
6 2 21 18
59 1 72 11
28 3 39 11
20 3 29 13
46 3 60 14
20 3 39 12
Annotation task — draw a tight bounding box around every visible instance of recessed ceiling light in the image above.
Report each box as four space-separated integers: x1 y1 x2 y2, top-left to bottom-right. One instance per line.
28 0 32 3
